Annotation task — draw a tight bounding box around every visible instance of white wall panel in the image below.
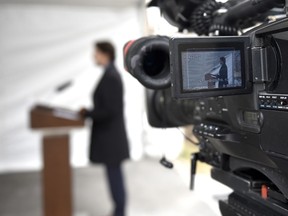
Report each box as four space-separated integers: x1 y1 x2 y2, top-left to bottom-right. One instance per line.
0 4 144 172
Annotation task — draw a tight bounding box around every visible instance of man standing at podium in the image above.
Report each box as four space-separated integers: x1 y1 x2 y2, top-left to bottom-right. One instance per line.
80 41 129 216
216 57 228 88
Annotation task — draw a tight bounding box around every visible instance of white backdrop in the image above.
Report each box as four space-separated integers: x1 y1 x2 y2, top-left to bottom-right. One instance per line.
0 2 185 173
0 3 145 172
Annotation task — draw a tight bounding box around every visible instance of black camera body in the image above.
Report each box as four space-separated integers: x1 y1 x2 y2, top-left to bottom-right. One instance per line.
124 0 288 214
170 18 288 215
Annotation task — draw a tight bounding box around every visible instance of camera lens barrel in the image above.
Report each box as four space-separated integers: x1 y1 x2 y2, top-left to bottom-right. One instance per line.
146 88 196 128
124 36 171 89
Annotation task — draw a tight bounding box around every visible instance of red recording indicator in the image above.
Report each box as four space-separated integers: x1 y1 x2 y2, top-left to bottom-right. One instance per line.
261 184 268 199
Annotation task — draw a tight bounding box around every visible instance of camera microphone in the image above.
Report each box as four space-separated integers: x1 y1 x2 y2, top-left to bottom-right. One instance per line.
55 80 72 92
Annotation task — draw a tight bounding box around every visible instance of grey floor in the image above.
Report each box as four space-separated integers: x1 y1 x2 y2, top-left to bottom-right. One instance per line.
0 159 228 216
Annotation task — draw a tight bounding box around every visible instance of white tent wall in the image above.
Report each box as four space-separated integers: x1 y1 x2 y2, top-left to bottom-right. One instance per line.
0 2 145 172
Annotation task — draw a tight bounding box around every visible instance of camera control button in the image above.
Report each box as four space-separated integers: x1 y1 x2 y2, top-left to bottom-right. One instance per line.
280 100 288 106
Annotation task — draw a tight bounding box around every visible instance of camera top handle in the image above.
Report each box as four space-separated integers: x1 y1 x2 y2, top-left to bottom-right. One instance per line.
211 0 285 35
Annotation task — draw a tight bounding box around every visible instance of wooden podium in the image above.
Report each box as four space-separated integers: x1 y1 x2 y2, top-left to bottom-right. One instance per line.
205 73 218 88
30 105 84 216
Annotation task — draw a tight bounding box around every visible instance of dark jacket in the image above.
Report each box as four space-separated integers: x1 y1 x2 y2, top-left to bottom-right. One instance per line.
218 64 228 87
85 63 129 165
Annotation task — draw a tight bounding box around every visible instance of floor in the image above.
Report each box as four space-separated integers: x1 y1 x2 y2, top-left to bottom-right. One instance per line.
0 159 231 216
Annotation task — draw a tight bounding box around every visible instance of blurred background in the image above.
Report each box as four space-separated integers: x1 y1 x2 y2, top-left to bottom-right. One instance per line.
0 0 231 215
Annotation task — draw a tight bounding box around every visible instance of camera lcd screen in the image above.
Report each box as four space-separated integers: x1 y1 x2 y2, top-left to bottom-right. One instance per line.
181 49 242 91
170 36 251 98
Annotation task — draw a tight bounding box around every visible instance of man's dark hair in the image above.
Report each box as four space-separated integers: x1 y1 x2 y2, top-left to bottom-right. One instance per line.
220 57 226 63
95 41 115 62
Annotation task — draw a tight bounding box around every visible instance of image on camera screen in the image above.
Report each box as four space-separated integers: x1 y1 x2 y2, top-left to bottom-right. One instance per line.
181 49 242 91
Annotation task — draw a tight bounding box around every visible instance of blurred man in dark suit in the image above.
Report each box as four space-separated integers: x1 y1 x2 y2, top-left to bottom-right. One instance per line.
217 57 228 88
80 41 129 216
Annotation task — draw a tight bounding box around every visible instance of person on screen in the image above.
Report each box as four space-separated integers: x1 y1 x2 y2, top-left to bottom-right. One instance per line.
217 57 228 88
79 41 129 216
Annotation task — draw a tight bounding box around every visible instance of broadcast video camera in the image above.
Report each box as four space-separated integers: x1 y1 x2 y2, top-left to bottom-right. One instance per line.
124 0 288 215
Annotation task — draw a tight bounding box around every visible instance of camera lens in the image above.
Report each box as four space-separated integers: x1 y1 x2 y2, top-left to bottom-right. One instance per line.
146 88 196 127
124 36 170 89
